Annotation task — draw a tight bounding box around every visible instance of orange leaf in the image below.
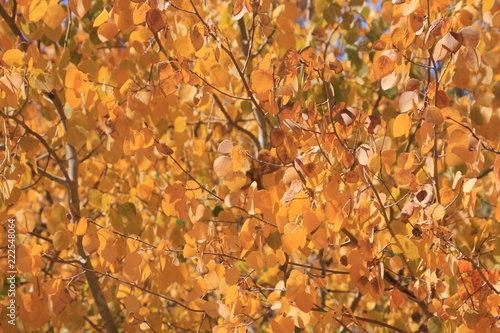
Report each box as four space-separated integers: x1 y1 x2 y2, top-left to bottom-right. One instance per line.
250 70 274 94
97 22 119 42
373 55 395 80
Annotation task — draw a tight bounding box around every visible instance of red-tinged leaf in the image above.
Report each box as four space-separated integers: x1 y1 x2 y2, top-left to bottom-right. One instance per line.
458 260 473 273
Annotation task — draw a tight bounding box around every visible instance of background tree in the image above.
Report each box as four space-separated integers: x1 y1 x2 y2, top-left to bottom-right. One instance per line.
1 0 499 332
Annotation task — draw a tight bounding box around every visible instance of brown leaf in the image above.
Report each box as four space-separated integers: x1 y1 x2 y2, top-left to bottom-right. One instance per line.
146 8 165 34
414 184 433 207
405 78 420 91
462 47 480 73
156 143 173 156
258 149 280 174
365 115 381 135
425 107 444 125
338 107 358 126
441 31 463 53
458 26 480 48
270 128 285 147
329 59 343 74
190 26 204 51
435 90 450 108
372 40 387 50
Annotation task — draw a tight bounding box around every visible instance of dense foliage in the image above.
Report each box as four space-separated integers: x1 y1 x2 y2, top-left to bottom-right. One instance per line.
1 0 500 332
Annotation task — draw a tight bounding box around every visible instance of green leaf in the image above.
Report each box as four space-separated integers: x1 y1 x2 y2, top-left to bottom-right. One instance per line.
427 317 444 333
213 204 224 217
324 3 341 25
266 230 282 250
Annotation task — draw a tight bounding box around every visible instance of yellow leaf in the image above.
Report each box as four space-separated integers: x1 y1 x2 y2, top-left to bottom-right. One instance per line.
135 147 157 171
445 144 472 166
16 210 36 234
53 230 71 251
29 0 48 22
226 171 246 192
225 285 239 304
483 0 494 13
2 49 23 67
394 235 419 259
282 233 300 255
74 217 88 236
303 211 321 233
93 9 109 27
44 1 65 29
174 116 187 132
231 145 245 171
393 113 412 138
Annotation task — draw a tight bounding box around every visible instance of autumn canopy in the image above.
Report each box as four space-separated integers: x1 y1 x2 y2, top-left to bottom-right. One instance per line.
1 0 500 332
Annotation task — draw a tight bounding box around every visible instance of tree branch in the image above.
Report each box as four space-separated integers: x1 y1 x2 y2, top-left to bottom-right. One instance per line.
212 94 262 150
